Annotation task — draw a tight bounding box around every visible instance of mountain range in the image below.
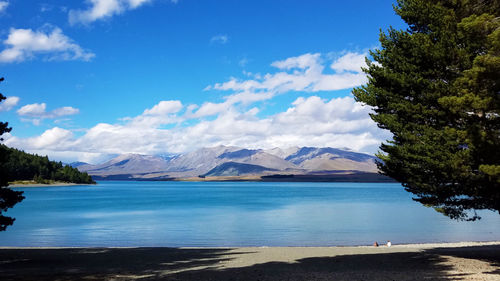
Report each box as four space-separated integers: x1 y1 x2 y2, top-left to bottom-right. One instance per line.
75 146 389 181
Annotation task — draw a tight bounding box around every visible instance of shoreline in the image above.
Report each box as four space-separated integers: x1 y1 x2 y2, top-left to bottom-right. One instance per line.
90 172 396 183
1 240 499 249
9 182 96 188
1 241 498 280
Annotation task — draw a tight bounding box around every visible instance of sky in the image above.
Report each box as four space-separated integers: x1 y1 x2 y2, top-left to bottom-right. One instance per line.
0 0 406 164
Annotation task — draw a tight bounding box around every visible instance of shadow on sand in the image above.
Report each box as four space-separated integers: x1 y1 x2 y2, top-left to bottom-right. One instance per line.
0 245 498 280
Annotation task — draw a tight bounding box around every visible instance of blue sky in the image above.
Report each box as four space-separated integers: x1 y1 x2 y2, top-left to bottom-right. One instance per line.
0 0 405 163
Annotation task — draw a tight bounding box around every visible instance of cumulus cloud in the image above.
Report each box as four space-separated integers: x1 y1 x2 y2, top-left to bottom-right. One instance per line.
210 34 228 44
142 100 182 115
199 52 368 117
271 53 321 70
330 52 367 73
210 52 367 94
29 127 74 148
17 103 46 116
0 1 8 13
5 96 387 163
129 100 183 127
180 96 382 152
0 96 19 111
0 26 95 63
17 103 79 125
4 51 388 163
69 0 152 25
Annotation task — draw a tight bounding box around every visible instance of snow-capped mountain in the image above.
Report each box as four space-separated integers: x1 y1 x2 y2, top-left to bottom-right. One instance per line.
78 145 378 179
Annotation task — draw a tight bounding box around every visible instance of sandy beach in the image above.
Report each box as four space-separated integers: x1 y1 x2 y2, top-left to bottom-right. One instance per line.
0 241 498 280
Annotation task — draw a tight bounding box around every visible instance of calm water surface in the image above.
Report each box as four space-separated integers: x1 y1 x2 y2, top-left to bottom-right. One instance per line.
1 181 499 247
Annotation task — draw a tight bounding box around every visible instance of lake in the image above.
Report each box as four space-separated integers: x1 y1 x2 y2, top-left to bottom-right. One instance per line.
1 181 499 247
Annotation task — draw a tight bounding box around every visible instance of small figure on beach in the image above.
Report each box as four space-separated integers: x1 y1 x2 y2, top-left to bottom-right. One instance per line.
387 240 392 247
373 241 379 247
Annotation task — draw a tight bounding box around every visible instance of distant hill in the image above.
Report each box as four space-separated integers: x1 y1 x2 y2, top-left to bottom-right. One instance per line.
284 147 378 172
285 147 374 164
261 172 395 183
78 154 169 175
77 146 384 181
68 161 89 168
1 145 95 184
203 162 277 177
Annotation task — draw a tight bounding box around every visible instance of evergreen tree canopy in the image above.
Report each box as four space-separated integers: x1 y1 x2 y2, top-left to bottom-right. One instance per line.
0 77 24 231
0 145 96 185
353 0 500 220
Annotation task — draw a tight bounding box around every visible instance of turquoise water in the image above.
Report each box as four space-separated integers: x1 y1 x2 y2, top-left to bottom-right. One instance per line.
1 181 499 247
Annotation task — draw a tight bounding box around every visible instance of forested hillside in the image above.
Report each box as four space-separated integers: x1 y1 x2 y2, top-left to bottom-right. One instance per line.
0 145 95 184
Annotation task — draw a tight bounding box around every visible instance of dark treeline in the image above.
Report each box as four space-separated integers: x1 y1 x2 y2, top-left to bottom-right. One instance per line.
0 144 95 184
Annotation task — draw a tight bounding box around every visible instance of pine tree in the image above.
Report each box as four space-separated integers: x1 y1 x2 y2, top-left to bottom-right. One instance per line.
0 77 25 231
353 0 500 220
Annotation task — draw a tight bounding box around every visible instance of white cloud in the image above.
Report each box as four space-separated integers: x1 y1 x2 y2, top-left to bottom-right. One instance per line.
32 127 74 148
143 100 182 115
188 102 226 118
128 0 150 8
17 103 79 125
200 52 368 117
330 52 367 73
52 106 80 117
4 51 388 163
5 96 387 163
17 103 46 116
210 34 228 44
69 0 152 25
273 96 374 134
209 52 367 95
0 1 8 13
0 96 19 111
129 100 183 127
271 53 321 70
4 127 73 150
0 26 95 63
